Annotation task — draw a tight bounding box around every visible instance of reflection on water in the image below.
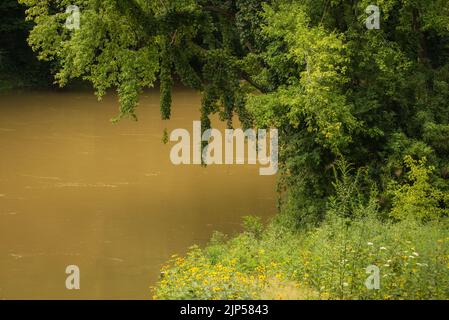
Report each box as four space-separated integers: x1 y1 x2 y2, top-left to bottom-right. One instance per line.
0 88 277 299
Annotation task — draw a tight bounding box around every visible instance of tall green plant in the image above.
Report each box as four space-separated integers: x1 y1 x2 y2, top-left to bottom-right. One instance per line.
388 156 449 222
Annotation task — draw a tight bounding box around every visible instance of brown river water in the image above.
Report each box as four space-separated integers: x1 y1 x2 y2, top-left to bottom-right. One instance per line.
0 88 277 299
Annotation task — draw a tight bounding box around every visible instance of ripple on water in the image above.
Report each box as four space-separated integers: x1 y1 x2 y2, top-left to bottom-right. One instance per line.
54 182 119 188
1 212 17 216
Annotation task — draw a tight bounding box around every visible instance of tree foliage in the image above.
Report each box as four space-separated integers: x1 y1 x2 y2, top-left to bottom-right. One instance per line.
19 0 449 223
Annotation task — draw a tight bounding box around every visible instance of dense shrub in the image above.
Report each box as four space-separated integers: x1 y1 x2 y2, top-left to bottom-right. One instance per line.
388 156 449 222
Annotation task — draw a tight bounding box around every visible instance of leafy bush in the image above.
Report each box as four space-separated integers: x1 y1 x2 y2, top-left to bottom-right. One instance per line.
388 156 449 222
153 247 267 300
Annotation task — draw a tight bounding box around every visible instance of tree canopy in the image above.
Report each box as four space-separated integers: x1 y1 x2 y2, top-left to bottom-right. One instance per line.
19 0 449 224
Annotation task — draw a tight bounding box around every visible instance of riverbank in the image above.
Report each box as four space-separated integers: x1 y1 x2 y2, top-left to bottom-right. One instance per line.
153 213 449 300
153 162 449 300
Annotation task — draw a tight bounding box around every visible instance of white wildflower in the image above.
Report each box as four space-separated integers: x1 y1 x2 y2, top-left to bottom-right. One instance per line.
416 263 428 267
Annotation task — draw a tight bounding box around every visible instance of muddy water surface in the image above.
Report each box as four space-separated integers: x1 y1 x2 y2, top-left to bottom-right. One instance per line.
0 88 276 299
